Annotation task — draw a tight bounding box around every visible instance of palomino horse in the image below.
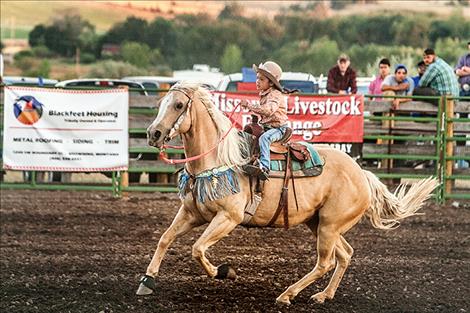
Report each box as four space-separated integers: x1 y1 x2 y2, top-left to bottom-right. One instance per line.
138 83 437 305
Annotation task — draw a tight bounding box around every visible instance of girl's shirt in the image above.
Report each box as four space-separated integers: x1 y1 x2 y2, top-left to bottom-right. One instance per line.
244 87 287 128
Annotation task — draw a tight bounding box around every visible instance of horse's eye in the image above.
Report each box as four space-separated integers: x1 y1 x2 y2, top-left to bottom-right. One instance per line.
175 102 184 110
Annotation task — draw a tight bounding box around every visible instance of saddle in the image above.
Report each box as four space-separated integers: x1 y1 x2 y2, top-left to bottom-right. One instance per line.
241 122 323 230
244 124 314 168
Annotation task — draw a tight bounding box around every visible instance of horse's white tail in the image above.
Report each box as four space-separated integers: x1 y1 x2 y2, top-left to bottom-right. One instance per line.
363 170 438 230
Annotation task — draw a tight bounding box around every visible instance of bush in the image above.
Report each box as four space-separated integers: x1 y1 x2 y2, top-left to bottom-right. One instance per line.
220 44 244 73
121 41 151 68
15 57 51 78
31 45 54 58
25 60 51 78
435 37 466 65
80 52 96 64
87 60 145 78
366 54 416 77
149 49 164 66
14 50 34 61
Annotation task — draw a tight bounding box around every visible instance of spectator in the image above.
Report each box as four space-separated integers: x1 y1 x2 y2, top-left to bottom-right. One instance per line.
381 64 414 109
411 61 426 88
368 58 391 98
454 42 470 169
327 53 357 94
455 41 470 97
414 48 459 104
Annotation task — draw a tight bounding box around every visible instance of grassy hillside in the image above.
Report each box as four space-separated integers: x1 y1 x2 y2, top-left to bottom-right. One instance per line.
2 0 468 40
0 1 159 38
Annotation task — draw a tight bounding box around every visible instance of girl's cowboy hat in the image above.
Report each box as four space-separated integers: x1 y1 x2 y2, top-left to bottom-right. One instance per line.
253 61 283 91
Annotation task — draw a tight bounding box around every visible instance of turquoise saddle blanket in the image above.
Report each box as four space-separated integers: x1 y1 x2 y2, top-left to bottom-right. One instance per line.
270 142 323 172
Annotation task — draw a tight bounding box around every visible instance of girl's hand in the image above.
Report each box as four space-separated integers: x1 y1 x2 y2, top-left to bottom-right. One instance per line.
240 99 249 108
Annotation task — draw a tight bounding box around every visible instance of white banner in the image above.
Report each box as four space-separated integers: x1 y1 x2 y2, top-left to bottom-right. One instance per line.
2 86 129 171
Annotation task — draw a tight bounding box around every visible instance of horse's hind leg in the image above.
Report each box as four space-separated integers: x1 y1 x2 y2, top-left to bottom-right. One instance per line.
192 211 240 279
136 205 204 295
276 224 338 305
311 235 353 303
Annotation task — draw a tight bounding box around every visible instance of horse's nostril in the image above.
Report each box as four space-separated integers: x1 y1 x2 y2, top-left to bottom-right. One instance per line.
153 130 162 142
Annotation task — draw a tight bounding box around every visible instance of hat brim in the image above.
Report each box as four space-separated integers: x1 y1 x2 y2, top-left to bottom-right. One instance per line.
252 64 283 91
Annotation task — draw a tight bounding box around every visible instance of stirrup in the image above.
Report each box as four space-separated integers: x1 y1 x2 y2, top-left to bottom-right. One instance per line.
243 164 261 176
243 164 269 181
258 168 269 181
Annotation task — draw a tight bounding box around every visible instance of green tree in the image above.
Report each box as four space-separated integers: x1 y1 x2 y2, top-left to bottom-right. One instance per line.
428 12 470 45
220 44 244 73
121 41 151 68
435 37 466 64
100 17 148 46
275 37 339 75
347 44 383 75
218 2 245 20
40 15 96 57
391 14 430 47
145 18 177 57
149 49 164 66
28 24 47 47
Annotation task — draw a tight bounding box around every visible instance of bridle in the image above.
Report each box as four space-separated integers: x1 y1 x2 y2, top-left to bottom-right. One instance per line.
161 87 193 145
157 87 240 165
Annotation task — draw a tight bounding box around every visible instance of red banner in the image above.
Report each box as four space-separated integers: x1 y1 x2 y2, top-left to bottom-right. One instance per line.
211 92 364 143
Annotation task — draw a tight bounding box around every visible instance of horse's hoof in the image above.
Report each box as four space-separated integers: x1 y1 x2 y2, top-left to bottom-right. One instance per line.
136 275 156 296
214 264 237 280
310 291 331 304
275 295 291 305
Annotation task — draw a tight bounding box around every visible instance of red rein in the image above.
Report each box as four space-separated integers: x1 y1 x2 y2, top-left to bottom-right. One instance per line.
159 103 242 165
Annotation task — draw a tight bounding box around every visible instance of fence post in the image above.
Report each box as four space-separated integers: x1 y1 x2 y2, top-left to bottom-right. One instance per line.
121 171 129 199
436 96 445 203
444 97 454 198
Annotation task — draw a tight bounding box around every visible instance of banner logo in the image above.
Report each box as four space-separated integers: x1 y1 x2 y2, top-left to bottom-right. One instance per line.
13 96 44 125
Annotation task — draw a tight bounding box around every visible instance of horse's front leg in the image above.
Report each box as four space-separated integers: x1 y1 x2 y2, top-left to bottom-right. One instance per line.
136 204 205 295
192 210 241 279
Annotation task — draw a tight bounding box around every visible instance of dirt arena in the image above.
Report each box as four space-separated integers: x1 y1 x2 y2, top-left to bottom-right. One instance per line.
1 189 469 313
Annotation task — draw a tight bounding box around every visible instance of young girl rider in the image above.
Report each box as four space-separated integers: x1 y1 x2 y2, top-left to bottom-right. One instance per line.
241 61 288 180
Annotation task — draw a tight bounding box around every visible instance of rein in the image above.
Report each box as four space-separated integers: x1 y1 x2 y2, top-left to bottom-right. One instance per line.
159 90 241 165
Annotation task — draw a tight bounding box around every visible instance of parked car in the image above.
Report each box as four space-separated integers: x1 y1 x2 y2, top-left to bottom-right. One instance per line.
356 76 375 95
2 76 58 86
122 76 179 95
217 71 319 93
55 78 148 95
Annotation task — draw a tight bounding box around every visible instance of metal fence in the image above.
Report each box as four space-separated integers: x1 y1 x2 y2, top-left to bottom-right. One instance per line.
1 85 469 203
362 94 470 202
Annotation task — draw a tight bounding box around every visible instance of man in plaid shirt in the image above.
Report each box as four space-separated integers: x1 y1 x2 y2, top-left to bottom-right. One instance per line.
418 48 459 98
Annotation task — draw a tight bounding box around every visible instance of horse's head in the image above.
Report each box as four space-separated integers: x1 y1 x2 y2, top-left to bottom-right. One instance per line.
147 84 194 148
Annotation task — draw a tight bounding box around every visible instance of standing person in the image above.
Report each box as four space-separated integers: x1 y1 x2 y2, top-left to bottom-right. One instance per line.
368 58 391 97
241 61 288 180
414 48 459 104
455 41 470 97
411 61 426 89
381 64 414 109
454 42 470 168
327 54 357 94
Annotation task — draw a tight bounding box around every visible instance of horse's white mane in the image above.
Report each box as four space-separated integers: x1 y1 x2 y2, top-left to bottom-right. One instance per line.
175 82 249 168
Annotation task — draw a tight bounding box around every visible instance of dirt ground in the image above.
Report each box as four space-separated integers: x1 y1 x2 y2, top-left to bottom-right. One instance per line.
0 189 469 313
